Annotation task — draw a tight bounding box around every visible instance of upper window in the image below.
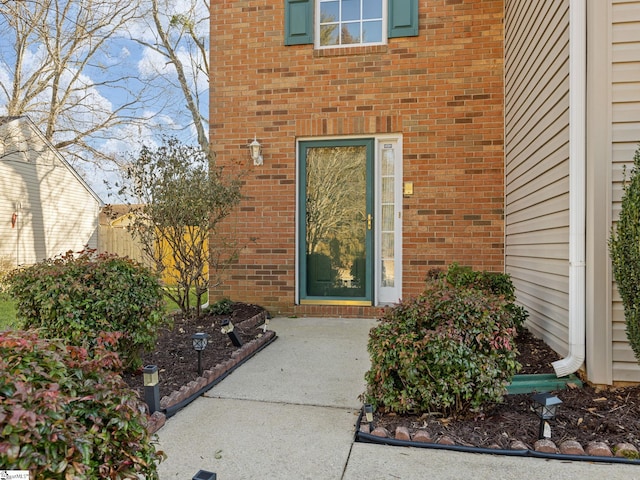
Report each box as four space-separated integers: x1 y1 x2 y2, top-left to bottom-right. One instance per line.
318 0 384 48
284 0 418 47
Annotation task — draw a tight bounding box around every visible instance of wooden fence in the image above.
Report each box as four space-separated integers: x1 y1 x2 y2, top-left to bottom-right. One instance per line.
98 225 148 265
98 226 207 283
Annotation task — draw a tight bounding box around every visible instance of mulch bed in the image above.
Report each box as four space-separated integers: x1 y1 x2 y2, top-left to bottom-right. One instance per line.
371 329 640 452
122 303 267 400
125 306 640 452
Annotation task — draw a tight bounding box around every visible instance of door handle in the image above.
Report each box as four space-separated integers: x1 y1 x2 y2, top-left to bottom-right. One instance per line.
367 214 372 230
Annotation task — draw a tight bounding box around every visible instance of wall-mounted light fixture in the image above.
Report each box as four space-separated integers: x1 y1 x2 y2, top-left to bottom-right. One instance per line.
249 136 263 166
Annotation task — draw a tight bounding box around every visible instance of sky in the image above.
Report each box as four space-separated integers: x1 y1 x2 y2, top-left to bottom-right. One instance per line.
0 0 209 203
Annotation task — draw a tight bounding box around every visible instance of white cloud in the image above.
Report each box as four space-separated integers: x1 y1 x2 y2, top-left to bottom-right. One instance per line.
138 47 175 79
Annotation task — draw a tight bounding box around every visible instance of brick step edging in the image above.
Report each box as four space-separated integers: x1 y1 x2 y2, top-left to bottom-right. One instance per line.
147 311 275 434
356 420 640 464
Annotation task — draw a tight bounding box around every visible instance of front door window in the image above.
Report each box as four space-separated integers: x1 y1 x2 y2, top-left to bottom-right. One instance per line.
298 136 402 306
299 139 373 303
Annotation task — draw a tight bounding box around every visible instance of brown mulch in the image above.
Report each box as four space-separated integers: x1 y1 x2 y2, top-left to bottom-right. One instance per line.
125 306 640 450
372 329 640 450
122 302 266 400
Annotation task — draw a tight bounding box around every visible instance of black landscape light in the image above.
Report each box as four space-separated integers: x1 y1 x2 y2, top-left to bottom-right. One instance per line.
221 318 243 347
191 332 210 376
192 470 216 480
364 403 375 429
364 404 374 423
143 364 160 414
531 392 562 439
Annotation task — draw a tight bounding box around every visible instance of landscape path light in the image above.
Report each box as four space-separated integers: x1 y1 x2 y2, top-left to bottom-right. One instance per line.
192 470 216 480
221 318 243 347
191 332 210 376
364 404 374 423
143 364 160 414
364 403 374 429
531 392 562 439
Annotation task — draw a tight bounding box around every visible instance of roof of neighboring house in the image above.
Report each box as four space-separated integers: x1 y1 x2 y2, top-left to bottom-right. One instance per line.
100 204 144 226
0 115 103 206
0 116 22 127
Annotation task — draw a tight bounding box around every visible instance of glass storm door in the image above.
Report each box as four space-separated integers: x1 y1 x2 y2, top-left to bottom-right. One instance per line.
299 139 374 304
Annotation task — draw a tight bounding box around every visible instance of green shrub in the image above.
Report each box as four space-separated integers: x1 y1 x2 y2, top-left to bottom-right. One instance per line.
363 268 523 416
430 263 528 332
6 250 168 370
205 297 234 315
610 145 640 364
0 330 164 478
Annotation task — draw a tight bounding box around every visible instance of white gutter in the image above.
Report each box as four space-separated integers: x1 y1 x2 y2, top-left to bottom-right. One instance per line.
552 0 587 377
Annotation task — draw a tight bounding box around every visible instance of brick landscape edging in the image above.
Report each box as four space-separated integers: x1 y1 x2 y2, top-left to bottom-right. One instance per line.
356 418 640 464
146 311 276 434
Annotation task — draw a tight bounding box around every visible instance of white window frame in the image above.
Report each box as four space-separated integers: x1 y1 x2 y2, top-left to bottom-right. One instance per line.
295 134 403 306
314 0 388 49
375 135 402 305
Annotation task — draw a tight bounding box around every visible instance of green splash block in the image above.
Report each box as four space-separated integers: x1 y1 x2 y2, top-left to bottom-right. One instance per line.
506 373 583 395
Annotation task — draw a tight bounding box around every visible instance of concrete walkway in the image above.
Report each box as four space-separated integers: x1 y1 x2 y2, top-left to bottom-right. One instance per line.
156 317 640 480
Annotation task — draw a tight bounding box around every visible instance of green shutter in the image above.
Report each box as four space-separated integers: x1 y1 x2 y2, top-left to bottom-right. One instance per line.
388 0 419 38
285 0 313 45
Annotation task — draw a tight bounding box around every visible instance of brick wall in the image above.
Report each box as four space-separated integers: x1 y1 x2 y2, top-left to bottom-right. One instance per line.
210 0 505 317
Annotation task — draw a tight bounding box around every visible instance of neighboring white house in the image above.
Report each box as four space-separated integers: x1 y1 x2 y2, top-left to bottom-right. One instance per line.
504 0 640 384
0 116 102 267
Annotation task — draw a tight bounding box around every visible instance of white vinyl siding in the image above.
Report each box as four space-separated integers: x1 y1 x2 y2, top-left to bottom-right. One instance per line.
611 0 640 381
504 0 571 356
0 118 101 266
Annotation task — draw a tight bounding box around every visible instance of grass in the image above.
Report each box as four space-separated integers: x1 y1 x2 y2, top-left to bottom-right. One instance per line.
0 296 19 331
163 288 208 313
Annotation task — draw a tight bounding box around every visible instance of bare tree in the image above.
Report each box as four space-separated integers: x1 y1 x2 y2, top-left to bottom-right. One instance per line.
131 0 209 155
0 0 150 166
113 138 242 316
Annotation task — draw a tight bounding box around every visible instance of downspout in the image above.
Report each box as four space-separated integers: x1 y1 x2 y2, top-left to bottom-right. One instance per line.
552 0 587 377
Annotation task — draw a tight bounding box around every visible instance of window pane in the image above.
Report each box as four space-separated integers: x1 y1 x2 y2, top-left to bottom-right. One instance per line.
363 0 382 19
381 259 394 287
320 1 339 22
362 20 382 43
382 177 394 203
305 145 368 298
342 0 360 21
320 24 339 45
342 23 361 44
382 148 394 175
382 205 394 231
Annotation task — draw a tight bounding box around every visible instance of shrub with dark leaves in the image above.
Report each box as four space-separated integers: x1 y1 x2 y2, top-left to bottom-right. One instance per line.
363 266 524 416
0 330 164 478
6 249 168 371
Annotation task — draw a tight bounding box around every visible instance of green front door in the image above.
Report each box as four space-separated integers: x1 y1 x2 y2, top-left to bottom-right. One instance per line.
299 139 374 305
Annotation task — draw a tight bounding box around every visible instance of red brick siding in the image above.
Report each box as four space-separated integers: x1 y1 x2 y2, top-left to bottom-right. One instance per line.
210 0 504 317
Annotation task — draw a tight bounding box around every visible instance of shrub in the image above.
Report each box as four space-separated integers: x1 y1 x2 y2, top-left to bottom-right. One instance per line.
610 145 640 364
205 297 234 315
363 268 523 416
0 330 163 478
430 263 528 332
6 250 168 370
